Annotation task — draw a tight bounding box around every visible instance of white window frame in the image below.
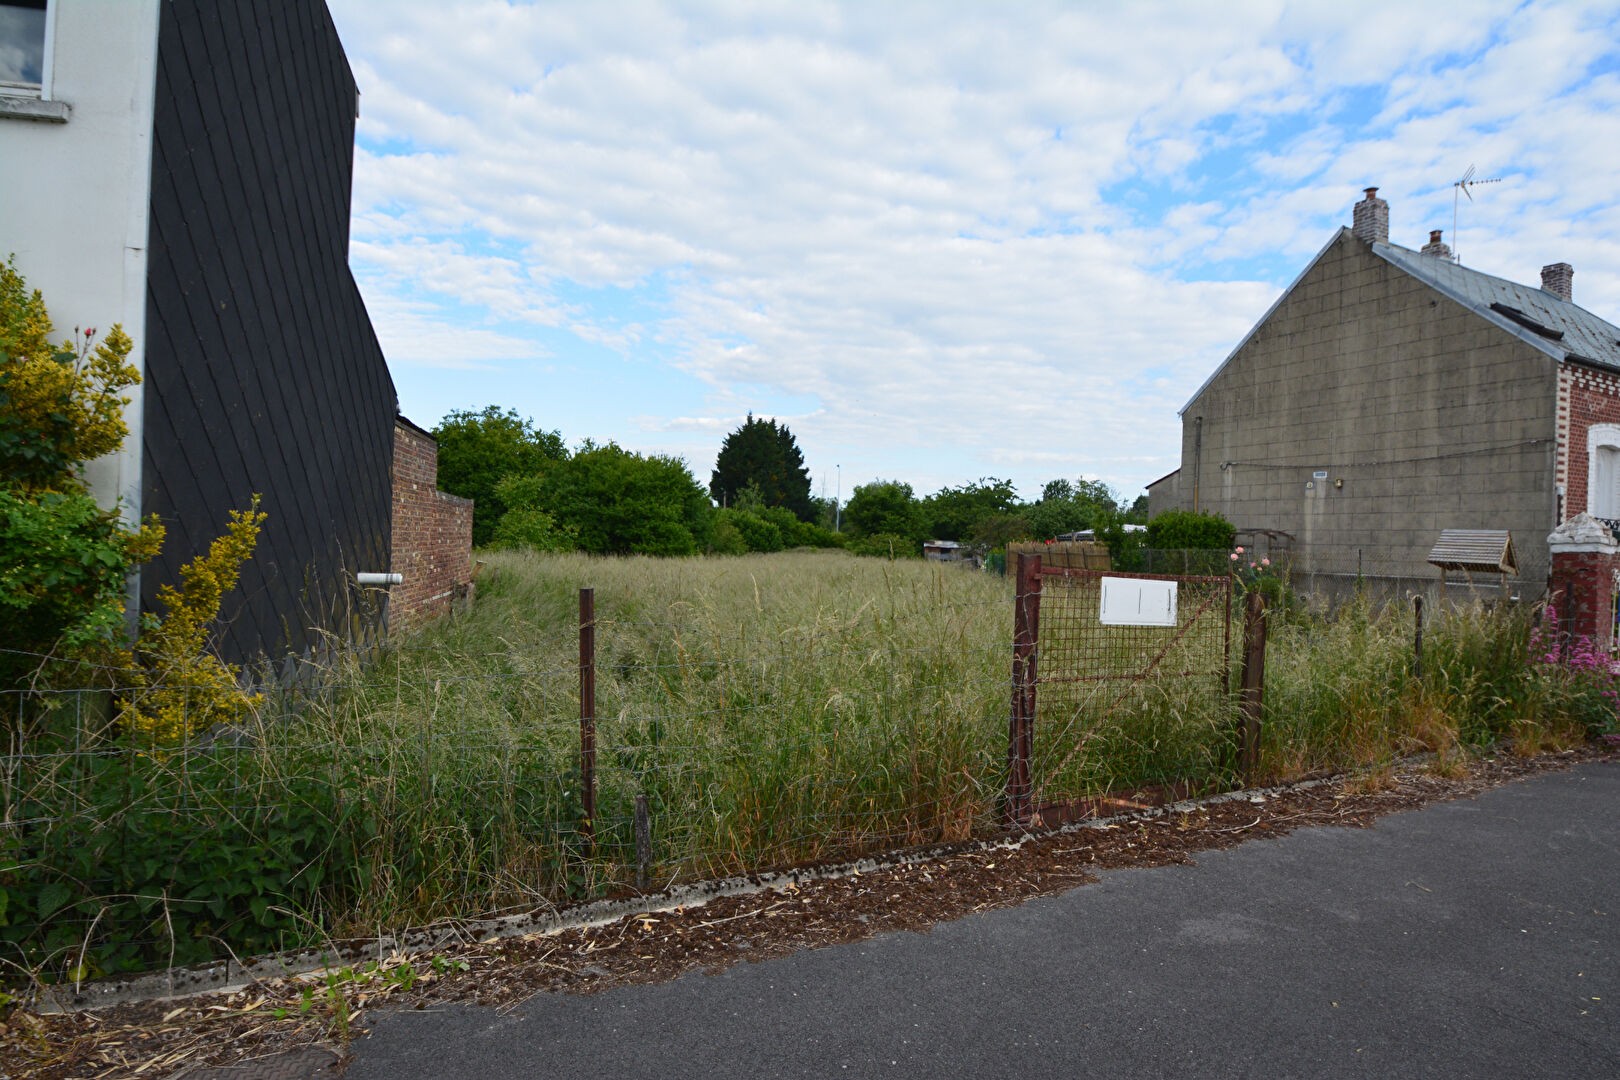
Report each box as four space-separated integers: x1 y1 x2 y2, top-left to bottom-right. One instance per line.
1586 423 1620 519
0 0 55 100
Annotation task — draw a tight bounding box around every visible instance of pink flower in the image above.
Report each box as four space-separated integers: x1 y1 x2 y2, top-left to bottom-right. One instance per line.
1229 553 1239 561
1235 546 1244 554
1261 557 1270 567
1249 562 1257 570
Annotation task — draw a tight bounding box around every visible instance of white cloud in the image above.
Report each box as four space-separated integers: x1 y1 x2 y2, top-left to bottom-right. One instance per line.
327 0 1620 498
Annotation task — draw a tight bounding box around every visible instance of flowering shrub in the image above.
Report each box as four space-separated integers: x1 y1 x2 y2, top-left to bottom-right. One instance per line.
1227 545 1296 612
116 498 267 744
1527 604 1620 736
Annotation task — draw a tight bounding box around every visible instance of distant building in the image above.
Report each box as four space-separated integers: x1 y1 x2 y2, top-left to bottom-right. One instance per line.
1154 187 1620 590
923 539 971 562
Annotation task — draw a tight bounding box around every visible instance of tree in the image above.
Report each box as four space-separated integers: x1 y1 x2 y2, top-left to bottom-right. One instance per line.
709 414 814 521
528 443 712 556
488 475 576 553
844 480 922 543
433 406 568 546
1024 477 1121 539
921 478 1019 541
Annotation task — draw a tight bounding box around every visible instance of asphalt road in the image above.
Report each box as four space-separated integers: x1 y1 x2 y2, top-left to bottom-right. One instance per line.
343 763 1619 1079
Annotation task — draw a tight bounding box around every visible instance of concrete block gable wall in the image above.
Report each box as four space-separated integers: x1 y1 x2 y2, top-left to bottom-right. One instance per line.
1177 225 1559 581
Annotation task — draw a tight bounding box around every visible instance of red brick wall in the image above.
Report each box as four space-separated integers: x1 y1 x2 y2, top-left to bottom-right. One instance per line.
390 421 474 632
1558 363 1620 520
1547 548 1620 652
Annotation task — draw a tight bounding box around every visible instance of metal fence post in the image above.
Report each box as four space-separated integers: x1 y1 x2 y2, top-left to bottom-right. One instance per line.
1006 553 1041 827
579 587 596 848
1238 589 1267 779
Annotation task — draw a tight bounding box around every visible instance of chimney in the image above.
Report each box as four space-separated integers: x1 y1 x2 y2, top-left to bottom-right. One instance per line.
1541 262 1573 302
1421 229 1451 259
1352 186 1389 245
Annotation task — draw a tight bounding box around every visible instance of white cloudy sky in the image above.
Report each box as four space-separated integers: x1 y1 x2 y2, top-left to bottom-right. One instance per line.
326 0 1620 504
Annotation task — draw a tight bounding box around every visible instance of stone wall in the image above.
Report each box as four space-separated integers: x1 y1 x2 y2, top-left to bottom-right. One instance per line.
390 420 474 632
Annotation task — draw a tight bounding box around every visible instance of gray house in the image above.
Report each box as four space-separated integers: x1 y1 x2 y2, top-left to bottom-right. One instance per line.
1151 188 1620 594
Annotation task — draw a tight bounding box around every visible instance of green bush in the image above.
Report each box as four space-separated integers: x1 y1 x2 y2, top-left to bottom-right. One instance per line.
846 532 920 558
708 514 749 555
1144 509 1234 551
720 508 784 552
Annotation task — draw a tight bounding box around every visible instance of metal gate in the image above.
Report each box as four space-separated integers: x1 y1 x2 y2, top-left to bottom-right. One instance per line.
1006 555 1234 827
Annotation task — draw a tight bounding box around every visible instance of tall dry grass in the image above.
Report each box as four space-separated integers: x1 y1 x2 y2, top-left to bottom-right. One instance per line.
8 554 1611 982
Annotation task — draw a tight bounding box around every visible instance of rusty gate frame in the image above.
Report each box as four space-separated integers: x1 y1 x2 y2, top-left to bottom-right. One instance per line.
1004 553 1249 828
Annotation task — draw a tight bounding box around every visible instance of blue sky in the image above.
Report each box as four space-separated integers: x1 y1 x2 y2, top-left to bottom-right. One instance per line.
327 0 1620 505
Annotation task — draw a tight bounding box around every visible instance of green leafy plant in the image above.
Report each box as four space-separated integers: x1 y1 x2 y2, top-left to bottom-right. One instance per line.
1143 509 1235 551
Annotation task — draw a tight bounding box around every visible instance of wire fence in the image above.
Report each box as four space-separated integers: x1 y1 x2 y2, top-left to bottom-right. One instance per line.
0 582 1019 983
0 545 1568 986
1025 569 1234 819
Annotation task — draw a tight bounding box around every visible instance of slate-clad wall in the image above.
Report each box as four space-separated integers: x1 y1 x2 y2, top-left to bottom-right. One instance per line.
142 0 396 665
1177 231 1560 580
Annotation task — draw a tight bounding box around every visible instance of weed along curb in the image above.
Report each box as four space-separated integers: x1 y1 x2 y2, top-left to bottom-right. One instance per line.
34 770 1354 1016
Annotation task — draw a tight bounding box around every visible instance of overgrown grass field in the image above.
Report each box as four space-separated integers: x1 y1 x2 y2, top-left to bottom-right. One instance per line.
3 550 1610 983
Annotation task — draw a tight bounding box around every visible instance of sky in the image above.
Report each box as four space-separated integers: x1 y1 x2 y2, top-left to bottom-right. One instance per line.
325 0 1620 506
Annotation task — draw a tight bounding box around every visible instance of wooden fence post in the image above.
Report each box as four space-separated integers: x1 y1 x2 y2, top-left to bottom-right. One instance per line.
1412 594 1424 682
579 587 596 848
1005 553 1042 827
1238 589 1267 779
634 793 651 890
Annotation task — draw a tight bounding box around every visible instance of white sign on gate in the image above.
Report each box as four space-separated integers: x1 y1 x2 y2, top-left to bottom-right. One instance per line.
1098 576 1178 627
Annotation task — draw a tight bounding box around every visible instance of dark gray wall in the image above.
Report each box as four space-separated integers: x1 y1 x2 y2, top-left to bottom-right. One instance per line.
143 0 396 666
1176 230 1559 582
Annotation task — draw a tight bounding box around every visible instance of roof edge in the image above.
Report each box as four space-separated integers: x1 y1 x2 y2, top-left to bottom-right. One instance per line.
1366 243 1567 366
1177 228 1352 417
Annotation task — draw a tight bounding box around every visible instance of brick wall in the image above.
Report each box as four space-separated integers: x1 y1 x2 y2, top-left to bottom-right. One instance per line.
1548 548 1620 652
390 420 474 631
1557 362 1620 521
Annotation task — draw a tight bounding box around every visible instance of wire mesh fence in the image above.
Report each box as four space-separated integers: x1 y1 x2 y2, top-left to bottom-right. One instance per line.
1011 565 1237 823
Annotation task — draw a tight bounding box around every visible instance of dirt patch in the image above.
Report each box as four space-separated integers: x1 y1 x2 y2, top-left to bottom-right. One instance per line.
7 746 1611 1079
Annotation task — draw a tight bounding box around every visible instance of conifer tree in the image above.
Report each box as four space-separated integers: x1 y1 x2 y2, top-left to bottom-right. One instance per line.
709 413 814 522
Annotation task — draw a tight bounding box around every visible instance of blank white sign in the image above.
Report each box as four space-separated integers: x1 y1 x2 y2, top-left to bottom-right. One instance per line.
1098 577 1178 626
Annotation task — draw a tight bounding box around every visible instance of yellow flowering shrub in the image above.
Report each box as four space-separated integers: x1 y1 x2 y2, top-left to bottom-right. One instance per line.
118 499 268 744
0 256 141 492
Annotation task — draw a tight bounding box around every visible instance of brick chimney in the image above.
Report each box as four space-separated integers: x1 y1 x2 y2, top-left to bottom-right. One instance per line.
1541 262 1573 302
1421 229 1451 259
1352 186 1389 245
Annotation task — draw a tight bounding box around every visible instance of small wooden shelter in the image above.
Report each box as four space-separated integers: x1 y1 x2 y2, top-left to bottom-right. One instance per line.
1427 529 1518 589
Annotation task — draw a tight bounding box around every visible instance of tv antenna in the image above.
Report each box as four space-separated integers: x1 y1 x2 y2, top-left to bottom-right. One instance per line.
1451 165 1502 263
